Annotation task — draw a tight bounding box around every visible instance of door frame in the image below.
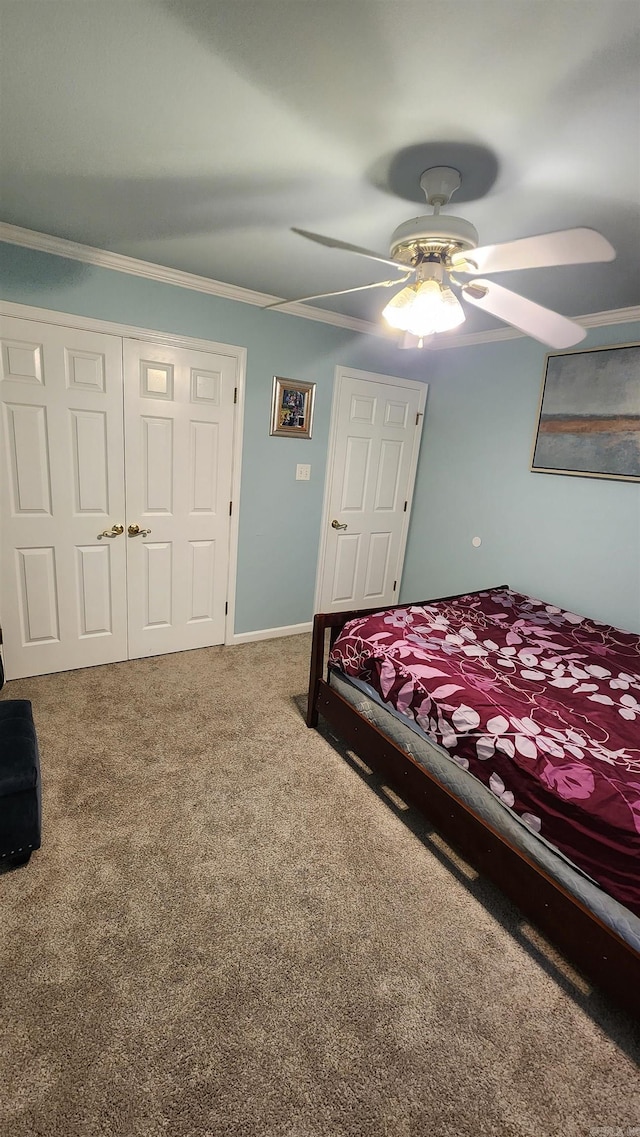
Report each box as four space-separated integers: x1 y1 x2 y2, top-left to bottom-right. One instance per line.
313 364 428 614
0 300 246 646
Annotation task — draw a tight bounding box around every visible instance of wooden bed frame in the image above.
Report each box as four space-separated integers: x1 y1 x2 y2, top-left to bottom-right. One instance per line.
306 592 640 1019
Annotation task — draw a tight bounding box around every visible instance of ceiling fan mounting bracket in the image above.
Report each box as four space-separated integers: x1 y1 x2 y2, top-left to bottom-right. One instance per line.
419 166 462 208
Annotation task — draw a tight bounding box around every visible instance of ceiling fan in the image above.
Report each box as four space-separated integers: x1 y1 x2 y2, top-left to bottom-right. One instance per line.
265 167 615 350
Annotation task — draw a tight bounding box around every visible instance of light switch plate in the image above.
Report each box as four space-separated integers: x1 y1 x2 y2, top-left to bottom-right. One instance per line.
296 464 311 481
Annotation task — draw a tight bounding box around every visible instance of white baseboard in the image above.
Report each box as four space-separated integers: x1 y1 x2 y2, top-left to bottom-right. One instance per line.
230 621 313 646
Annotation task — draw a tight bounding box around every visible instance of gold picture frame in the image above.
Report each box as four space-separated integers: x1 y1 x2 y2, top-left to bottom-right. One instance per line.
269 376 316 438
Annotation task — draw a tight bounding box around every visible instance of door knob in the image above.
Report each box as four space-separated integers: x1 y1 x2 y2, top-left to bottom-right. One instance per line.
97 524 124 539
331 519 348 530
128 523 152 537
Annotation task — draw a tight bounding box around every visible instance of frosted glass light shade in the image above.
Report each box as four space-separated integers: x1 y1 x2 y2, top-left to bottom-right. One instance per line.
382 280 466 336
380 285 417 329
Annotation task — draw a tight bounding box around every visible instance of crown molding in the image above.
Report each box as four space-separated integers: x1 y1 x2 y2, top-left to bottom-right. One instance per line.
1 222 638 348
0 222 382 337
580 305 640 328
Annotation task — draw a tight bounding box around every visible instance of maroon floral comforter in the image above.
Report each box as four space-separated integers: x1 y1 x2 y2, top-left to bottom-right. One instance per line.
329 588 640 916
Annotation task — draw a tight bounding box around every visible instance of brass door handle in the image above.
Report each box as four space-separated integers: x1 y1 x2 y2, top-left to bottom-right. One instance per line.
97 524 124 540
128 524 152 537
331 519 348 530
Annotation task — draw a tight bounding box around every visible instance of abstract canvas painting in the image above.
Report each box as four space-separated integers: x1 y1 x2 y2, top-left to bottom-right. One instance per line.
531 343 640 482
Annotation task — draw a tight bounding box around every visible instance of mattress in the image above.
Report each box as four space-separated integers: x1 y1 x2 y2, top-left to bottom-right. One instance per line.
329 668 640 955
328 587 640 918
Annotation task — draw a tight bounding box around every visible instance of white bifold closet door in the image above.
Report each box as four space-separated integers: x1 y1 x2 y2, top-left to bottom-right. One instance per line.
123 339 235 659
0 316 236 680
0 317 128 677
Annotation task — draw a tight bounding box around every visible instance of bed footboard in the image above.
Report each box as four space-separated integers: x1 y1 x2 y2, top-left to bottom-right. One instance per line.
307 588 489 728
306 610 351 728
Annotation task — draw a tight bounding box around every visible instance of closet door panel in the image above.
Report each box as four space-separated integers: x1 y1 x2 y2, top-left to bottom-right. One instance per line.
0 316 127 679
124 340 236 659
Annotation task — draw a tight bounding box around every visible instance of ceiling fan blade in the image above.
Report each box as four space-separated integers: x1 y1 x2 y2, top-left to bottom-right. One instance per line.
450 228 615 275
461 279 586 349
263 274 412 310
292 227 411 274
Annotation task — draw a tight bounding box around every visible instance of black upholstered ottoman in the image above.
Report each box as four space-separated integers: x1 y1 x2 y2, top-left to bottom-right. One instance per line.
0 700 41 867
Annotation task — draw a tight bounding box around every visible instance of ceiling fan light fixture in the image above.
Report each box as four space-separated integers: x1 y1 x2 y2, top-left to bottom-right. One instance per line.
381 284 419 330
383 279 466 337
406 281 466 336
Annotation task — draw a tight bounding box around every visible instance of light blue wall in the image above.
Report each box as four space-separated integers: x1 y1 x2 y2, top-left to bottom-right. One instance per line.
401 322 640 633
0 243 427 633
2 243 638 635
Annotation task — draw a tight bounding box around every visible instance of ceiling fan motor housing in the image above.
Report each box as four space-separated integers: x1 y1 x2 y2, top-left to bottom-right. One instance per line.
389 214 479 265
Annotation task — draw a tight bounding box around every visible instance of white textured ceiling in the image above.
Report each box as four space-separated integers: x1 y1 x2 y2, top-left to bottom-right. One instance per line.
1 0 639 336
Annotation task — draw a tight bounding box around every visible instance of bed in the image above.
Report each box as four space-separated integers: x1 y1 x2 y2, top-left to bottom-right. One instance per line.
306 585 640 1017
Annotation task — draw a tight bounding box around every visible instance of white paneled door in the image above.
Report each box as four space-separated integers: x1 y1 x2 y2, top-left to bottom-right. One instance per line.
1 316 128 678
0 316 239 679
123 339 235 658
316 367 427 613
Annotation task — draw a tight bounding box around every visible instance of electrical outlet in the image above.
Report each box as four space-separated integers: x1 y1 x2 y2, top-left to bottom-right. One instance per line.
296 464 311 481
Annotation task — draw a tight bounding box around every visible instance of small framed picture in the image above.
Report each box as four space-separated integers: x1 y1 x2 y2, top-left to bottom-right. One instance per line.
270 377 316 438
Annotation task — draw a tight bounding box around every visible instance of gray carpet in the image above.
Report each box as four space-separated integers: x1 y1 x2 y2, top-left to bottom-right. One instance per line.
1 634 638 1137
